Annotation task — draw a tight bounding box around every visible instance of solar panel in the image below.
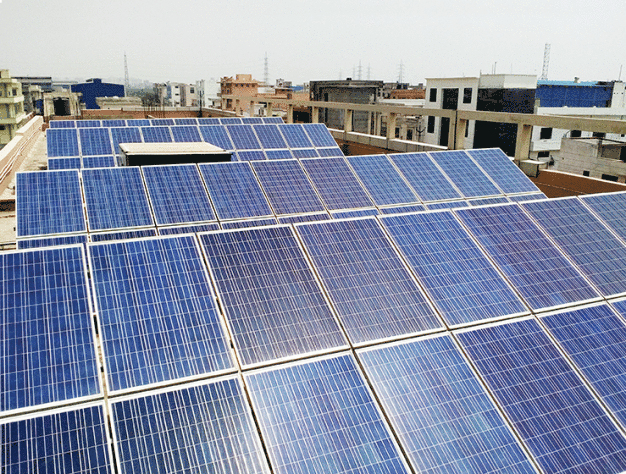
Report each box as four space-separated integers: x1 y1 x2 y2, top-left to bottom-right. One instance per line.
0 246 100 414
236 150 266 161
143 164 216 226
317 147 344 157
89 235 235 393
76 120 101 128
198 125 235 150
468 196 511 206
225 124 262 149
110 377 270 474
278 212 330 224
101 119 126 128
508 192 548 202
1 403 114 473
389 152 462 202
16 170 86 237
170 125 202 142
174 118 198 125
150 118 175 126
245 353 411 474
263 116 284 124
199 226 347 367
379 204 427 214
197 117 221 125
279 123 314 148
48 156 81 170
90 228 157 242
79 127 113 156
380 211 527 327
541 303 626 431
82 167 154 231
580 191 626 241
46 128 79 157
426 200 470 210
220 117 243 125
330 208 379 218
302 123 338 147
291 148 319 158
347 154 420 206
521 197 626 297
110 126 142 154
241 117 264 124
301 157 374 210
252 160 325 215
456 204 601 311
264 149 294 159
429 150 502 198
358 334 535 474
199 162 273 220
141 126 173 143
296 218 442 344
467 148 541 194
126 119 150 127
159 223 220 235
83 155 117 168
49 120 75 128
17 234 88 250
456 317 626 474
252 124 289 149
220 218 277 229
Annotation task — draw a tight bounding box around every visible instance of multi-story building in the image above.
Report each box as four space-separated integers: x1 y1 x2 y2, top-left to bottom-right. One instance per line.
0 70 26 148
220 74 261 112
558 137 626 182
71 78 125 109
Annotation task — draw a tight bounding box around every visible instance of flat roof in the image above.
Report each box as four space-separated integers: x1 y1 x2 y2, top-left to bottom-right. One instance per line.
119 142 226 155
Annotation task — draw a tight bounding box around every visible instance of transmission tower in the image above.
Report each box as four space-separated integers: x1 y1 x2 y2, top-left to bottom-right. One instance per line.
398 61 404 83
357 60 363 80
367 64 371 80
124 52 130 95
540 44 550 80
264 52 269 86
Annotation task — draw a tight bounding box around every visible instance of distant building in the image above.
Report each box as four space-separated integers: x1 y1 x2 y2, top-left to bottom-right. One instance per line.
43 90 82 119
167 82 198 107
96 96 142 109
71 78 125 109
557 136 626 182
14 76 53 93
0 70 27 147
220 74 261 112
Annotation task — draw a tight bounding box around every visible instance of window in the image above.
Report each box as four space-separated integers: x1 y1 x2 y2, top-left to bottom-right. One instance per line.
395 127 400 138
593 132 606 139
190 87 195 93
427 116 435 133
540 127 553 140
463 88 472 104
0 125 5 130
537 151 549 158
570 130 582 138
465 122 470 137
583 171 590 177
602 173 618 182
429 88 437 102
406 129 413 140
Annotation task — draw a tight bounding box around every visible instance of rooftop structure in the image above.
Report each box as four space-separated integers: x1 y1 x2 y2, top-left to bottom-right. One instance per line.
71 78 125 109
0 70 26 147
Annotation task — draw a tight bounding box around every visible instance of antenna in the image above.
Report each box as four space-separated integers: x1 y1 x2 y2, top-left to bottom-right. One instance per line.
264 52 269 87
124 52 130 95
398 60 404 83
540 43 550 80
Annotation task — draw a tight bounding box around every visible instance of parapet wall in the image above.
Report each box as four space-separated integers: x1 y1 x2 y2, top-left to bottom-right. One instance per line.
0 116 44 195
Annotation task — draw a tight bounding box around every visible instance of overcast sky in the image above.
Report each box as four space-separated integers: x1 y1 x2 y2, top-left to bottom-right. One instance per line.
2 0 625 86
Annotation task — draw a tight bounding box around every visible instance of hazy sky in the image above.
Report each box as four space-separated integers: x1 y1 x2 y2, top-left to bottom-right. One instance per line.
2 0 625 86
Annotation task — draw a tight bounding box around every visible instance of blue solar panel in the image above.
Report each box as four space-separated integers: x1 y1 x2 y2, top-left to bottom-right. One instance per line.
467 148 540 194
83 155 117 168
199 162 273 220
264 149 294 159
522 197 626 297
390 152 462 202
197 117 221 125
110 127 142 154
159 223 220 235
1 404 113 473
48 156 81 170
171 125 202 142
379 204 427 214
126 119 150 127
90 229 157 242
426 200 470 210
468 196 511 206
82 167 154 231
380 211 527 327
76 120 101 128
17 234 88 250
16 170 86 237
220 117 243 125
47 128 80 157
456 204 600 311
263 116 284 124
279 124 314 148
89 235 235 393
278 212 330 224
199 226 347 367
359 335 535 474
508 192 548 202
241 117 264 124
580 191 626 241
143 164 216 225
301 157 374 210
330 208 379 218
457 317 626 474
542 303 626 431
0 246 100 414
141 126 173 142
302 123 338 147
198 125 235 150
226 125 262 149
252 124 288 148
291 148 319 158
101 119 126 128
347 154 420 206
236 150 266 161
317 147 344 157
79 127 113 156
252 160 325 215
110 377 270 474
150 118 175 126
174 118 198 125
220 218 277 229
245 354 411 474
49 120 75 128
430 150 502 198
296 218 441 344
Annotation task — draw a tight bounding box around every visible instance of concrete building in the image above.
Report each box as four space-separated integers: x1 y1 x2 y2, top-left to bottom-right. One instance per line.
220 74 261 112
14 76 53 93
556 136 626 182
71 78 125 109
43 90 82 119
0 70 26 148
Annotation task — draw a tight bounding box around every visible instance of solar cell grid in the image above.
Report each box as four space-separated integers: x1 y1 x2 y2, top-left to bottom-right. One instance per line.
170 125 202 142
241 117 264 124
199 226 347 367
17 234 88 250
126 119 150 127
141 126 173 143
226 124 262 149
220 218 277 229
330 208 379 218
197 117 221 125
79 127 113 156
49 120 75 128
358 334 536 474
278 123 314 148
198 125 235 150
380 211 527 327
83 155 117 168
47 156 81 170
264 149 293 159
236 150 266 161
110 126 142 154
76 120 101 128
252 124 288 148
100 119 126 128
302 123 338 147
430 150 502 198
263 116 284 124
508 192 548 202
220 117 243 125
468 196 511 206
90 228 157 242
301 157 374 210
317 147 345 157
245 353 411 474
467 148 540 194
390 152 462 202
174 118 198 125
158 222 220 235
278 212 330 224
426 200 470 210
46 128 80 157
456 317 626 474
150 118 175 126
580 191 626 241
455 203 601 311
296 218 442 344
379 204 427 214
291 148 319 158
89 235 235 393
143 164 216 226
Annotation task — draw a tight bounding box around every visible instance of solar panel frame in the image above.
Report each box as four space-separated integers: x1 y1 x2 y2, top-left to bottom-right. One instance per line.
225 124 263 150
79 127 114 156
301 123 338 147
429 150 502 198
110 126 143 155
198 125 235 150
82 155 117 168
426 200 470 210
252 124 289 149
277 212 331 224
330 208 380 218
466 148 541 195
508 192 548 202
90 228 158 242
17 233 88 250
219 117 243 125
170 125 203 142
48 156 81 170
278 123 315 148
46 128 80 157
141 126 173 143
158 222 221 235
220 217 278 229
379 203 427 214
468 196 511 206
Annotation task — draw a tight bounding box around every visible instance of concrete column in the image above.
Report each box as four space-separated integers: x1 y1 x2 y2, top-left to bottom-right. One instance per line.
235 98 241 116
515 123 532 162
312 106 319 123
368 111 372 134
455 119 468 149
387 113 397 141
344 109 353 133
400 123 408 140
287 104 294 123
375 113 382 136
267 102 273 117
248 101 254 117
